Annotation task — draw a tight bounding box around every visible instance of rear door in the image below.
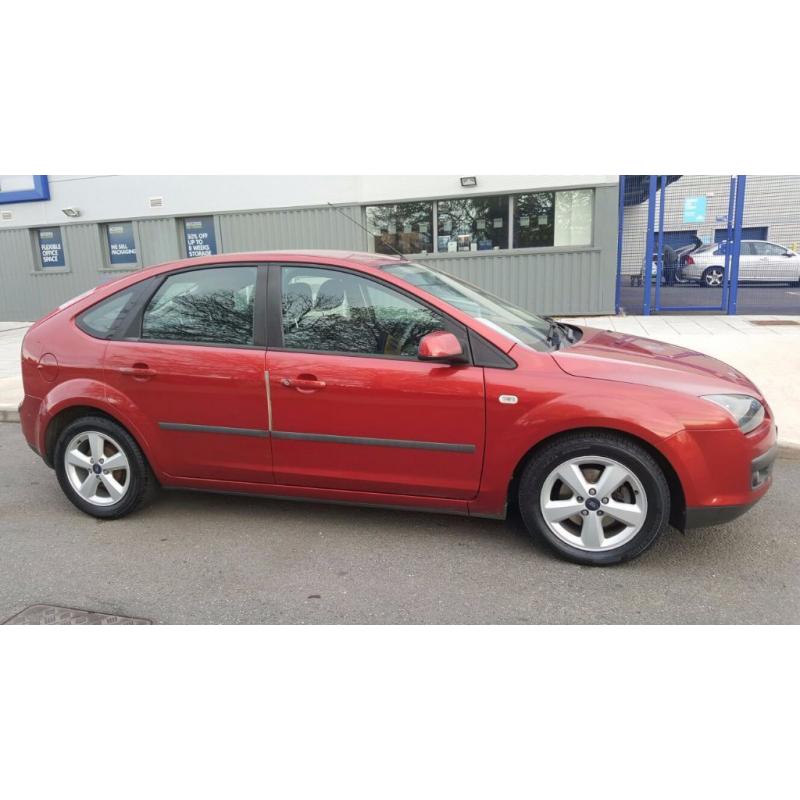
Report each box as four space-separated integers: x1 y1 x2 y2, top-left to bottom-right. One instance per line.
265 264 485 499
104 264 272 483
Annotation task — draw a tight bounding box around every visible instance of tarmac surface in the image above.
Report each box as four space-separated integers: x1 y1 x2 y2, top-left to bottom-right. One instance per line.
1 424 797 624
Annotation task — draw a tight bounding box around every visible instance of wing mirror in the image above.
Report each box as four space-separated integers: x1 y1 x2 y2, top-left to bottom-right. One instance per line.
418 331 467 364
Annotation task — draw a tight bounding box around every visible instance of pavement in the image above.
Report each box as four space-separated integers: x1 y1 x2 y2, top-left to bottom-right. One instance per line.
0 423 797 624
3 314 800 447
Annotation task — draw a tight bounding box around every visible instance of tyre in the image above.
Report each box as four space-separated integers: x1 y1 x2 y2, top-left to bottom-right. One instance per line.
702 266 724 288
518 432 670 566
54 415 158 519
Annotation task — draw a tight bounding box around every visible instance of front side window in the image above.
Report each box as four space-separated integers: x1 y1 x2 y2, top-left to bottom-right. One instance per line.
383 261 554 352
280 266 452 358
366 202 433 255
141 266 257 346
437 195 508 252
751 242 785 256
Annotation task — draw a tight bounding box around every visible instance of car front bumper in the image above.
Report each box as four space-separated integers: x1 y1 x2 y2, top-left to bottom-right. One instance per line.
683 441 778 529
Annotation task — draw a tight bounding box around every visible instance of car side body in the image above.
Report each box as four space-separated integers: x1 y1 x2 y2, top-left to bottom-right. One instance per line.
19 250 777 564
682 240 800 286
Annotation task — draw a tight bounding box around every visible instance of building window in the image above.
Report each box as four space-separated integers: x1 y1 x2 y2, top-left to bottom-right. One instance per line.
513 192 555 249
35 227 67 269
182 216 218 258
512 189 594 249
554 189 593 246
105 222 139 267
366 202 433 255
437 196 508 252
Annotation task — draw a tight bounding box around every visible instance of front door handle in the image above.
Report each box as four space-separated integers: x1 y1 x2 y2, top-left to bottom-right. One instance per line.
281 377 327 391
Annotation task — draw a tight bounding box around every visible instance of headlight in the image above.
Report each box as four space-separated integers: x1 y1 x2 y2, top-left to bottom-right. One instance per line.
702 394 765 434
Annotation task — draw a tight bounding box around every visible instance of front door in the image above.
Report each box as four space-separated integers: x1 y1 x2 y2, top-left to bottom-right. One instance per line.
104 264 272 483
266 264 485 499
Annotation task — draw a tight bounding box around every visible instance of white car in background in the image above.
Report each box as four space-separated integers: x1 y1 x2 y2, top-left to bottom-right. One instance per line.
682 240 800 287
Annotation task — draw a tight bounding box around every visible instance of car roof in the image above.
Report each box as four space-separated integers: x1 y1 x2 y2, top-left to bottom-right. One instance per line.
146 249 406 273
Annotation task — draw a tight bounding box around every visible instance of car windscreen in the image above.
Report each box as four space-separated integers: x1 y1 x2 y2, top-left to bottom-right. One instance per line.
382 262 553 352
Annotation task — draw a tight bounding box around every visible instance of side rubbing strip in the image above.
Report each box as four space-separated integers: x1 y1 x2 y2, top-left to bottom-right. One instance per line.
270 430 475 453
159 422 268 438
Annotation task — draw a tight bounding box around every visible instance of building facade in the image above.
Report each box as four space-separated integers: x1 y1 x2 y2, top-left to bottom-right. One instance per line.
0 175 619 321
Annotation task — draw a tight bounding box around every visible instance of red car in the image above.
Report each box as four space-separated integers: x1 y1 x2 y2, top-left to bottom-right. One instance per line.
19 250 777 565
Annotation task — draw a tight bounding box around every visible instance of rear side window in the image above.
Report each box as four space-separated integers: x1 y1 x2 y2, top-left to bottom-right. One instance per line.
141 266 257 346
76 288 138 339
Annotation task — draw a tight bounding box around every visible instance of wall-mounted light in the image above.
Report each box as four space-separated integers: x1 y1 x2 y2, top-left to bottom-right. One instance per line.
61 207 81 218
460 176 478 188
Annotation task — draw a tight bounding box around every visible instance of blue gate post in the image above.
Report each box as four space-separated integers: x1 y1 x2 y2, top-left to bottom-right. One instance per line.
727 175 747 315
721 177 736 312
642 175 657 316
654 175 667 312
614 175 626 314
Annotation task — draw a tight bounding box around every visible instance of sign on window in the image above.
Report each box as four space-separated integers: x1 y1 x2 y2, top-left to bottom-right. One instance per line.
107 222 138 265
184 216 218 258
38 227 65 268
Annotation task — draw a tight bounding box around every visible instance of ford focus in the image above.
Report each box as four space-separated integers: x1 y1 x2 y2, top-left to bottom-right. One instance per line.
19 251 777 565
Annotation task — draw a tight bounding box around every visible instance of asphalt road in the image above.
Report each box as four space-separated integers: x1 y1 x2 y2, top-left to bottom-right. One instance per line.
1 423 798 624
619 282 800 315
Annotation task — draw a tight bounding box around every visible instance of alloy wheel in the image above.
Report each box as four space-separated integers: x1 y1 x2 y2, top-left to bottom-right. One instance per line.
64 430 131 506
705 268 724 287
539 456 648 552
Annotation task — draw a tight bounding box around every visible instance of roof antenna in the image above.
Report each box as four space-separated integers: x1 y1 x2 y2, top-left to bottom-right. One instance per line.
326 202 408 260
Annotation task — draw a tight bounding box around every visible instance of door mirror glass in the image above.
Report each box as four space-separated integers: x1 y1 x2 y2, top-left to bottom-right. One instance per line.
418 331 466 363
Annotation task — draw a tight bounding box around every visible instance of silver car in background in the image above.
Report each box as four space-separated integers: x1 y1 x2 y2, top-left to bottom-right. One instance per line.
682 240 800 287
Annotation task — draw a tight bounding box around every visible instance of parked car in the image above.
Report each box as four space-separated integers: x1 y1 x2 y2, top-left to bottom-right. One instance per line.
682 240 800 287
19 251 777 566
630 241 698 287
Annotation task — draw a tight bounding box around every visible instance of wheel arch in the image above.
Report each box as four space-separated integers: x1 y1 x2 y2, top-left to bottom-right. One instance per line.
43 403 153 474
506 426 687 531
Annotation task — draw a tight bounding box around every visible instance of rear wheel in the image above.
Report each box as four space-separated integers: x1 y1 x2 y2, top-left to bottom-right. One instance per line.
518 432 670 565
702 266 724 287
54 415 157 519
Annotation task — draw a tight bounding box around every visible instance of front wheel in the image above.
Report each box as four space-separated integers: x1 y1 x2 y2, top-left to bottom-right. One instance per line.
54 415 158 519
518 432 670 565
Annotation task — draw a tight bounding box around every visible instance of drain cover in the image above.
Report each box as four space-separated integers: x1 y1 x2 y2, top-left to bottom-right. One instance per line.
750 319 799 326
3 605 151 625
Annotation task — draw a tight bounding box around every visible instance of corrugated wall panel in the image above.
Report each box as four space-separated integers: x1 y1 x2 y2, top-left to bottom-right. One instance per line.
138 217 181 266
416 248 607 316
219 205 366 252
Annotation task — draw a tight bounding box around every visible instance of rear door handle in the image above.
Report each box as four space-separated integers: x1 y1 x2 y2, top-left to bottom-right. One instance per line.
281 377 326 391
118 364 156 380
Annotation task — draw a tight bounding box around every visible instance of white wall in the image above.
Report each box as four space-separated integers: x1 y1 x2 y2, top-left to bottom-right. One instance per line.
0 175 618 228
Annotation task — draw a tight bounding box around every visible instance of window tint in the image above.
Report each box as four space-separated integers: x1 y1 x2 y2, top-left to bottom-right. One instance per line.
514 192 554 248
78 288 138 339
752 242 785 256
141 266 257 346
281 266 453 358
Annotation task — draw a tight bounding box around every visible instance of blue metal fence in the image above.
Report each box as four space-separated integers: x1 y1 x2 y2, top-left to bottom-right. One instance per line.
617 175 800 316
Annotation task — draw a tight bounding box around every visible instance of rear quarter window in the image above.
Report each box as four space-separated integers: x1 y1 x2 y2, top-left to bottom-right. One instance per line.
76 288 138 339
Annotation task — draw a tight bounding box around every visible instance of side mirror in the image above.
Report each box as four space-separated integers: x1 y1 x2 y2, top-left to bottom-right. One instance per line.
418 331 466 363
